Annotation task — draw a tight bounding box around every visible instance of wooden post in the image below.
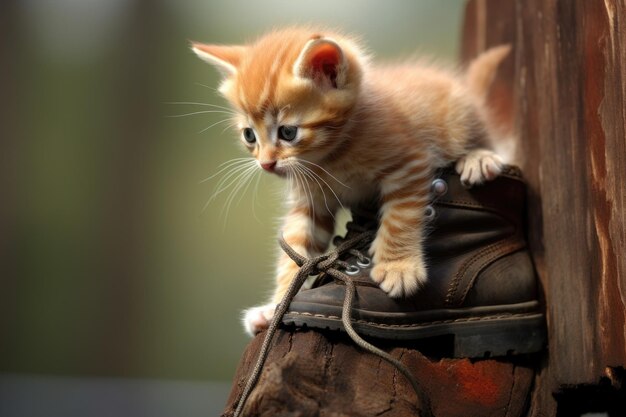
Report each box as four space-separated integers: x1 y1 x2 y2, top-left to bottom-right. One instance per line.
462 0 626 414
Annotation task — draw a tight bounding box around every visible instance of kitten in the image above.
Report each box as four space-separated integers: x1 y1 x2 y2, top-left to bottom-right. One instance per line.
191 28 509 336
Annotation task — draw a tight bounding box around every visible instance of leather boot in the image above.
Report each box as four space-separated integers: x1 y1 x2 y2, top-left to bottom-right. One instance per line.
282 165 546 358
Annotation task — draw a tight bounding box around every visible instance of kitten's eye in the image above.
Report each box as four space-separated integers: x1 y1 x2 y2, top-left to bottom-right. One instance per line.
278 125 298 142
243 128 256 144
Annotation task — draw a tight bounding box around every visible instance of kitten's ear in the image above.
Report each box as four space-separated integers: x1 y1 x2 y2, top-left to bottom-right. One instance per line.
191 42 246 75
293 38 348 89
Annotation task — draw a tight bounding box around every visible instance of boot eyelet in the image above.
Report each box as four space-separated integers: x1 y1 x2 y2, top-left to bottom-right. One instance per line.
356 257 371 268
424 205 436 221
345 265 360 275
431 179 448 196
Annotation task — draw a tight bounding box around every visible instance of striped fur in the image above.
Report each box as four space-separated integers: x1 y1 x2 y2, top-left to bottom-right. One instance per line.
192 28 508 335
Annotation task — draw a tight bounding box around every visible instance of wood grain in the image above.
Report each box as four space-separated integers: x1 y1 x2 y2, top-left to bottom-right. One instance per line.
462 0 626 413
222 329 534 417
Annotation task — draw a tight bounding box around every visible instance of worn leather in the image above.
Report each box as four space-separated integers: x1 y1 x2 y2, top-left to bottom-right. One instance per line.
286 165 542 324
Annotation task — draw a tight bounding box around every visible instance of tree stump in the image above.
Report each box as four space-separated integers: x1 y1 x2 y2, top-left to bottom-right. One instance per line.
221 329 536 417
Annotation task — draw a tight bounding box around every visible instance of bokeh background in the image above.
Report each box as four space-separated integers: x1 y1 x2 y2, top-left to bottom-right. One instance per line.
0 0 464 415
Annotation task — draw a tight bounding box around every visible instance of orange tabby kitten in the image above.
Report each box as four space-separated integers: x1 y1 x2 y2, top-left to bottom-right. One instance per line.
192 28 509 335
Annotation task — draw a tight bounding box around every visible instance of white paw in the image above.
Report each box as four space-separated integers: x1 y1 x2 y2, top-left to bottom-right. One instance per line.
370 256 427 298
242 304 276 337
455 150 504 186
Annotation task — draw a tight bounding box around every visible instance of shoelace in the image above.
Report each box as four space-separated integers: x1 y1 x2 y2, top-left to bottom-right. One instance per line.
232 221 431 417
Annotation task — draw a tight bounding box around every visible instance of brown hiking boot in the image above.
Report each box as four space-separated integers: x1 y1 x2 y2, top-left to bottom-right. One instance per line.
282 165 546 358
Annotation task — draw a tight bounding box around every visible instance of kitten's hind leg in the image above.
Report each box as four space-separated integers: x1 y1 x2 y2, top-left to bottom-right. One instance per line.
455 149 504 186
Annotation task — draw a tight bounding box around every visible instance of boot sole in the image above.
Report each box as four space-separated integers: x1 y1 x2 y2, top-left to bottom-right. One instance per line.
283 307 546 358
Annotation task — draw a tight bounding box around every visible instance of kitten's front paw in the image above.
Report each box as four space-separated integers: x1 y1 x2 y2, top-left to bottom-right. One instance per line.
455 149 503 186
242 304 276 336
370 257 427 298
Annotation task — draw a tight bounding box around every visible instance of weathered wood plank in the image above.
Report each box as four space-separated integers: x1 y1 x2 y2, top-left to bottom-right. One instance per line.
222 329 534 417
462 0 626 413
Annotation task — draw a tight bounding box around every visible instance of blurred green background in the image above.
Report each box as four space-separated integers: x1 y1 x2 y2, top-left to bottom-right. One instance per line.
0 0 464 414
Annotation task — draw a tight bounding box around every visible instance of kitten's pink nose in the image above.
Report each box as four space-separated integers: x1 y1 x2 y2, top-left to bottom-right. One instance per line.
260 161 277 172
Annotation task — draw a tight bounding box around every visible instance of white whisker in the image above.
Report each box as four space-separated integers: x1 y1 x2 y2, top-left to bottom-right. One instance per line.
198 117 237 134
301 166 316 222
298 159 350 188
221 121 239 133
251 172 263 224
288 164 302 201
235 168 259 207
195 82 218 92
218 167 255 218
291 163 316 222
220 165 258 228
167 110 237 118
296 162 336 219
164 101 235 112
288 164 307 207
204 164 252 213
200 158 254 183
296 160 345 211
216 157 252 168
212 162 256 192
202 162 257 211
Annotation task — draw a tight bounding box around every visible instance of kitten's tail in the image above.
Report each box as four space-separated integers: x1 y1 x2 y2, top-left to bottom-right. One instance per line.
466 45 516 164
465 44 511 102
